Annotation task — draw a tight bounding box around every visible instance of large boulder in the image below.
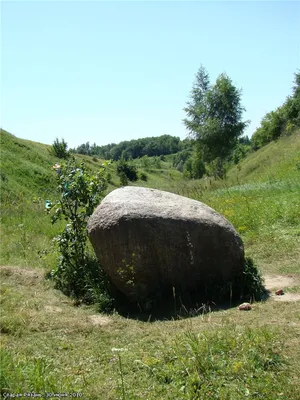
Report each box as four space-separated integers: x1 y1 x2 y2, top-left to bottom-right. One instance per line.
87 187 245 303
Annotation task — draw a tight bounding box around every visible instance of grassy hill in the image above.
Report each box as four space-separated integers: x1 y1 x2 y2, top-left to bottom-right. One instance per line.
0 128 186 268
1 129 58 200
1 128 300 398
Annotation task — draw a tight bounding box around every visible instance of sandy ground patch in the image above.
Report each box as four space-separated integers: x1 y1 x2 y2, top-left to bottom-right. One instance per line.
44 305 63 313
0 265 43 279
271 293 300 302
264 274 300 302
264 274 297 290
88 315 113 326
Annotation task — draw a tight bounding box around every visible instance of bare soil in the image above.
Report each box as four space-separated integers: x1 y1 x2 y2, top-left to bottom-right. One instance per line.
264 274 300 302
271 293 300 302
264 274 296 290
88 315 112 326
0 265 113 326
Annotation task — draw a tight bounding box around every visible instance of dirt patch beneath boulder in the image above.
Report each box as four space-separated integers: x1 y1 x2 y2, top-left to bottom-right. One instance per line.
264 274 297 290
44 305 63 313
272 293 300 302
264 274 300 302
88 315 112 326
0 265 43 277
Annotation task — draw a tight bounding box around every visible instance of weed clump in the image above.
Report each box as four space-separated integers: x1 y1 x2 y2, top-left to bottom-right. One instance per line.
140 172 148 181
116 159 138 182
180 256 266 308
237 256 266 301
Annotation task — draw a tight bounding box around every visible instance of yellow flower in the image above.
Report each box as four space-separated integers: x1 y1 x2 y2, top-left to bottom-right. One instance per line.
232 361 243 373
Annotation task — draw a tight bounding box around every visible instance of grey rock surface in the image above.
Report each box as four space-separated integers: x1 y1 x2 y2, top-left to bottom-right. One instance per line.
88 186 244 301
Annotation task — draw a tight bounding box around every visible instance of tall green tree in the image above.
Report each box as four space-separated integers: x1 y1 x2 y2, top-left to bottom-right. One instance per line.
183 66 248 163
184 66 210 134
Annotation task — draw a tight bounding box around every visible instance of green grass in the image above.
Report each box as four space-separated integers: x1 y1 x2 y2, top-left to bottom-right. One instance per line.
1 129 300 399
0 129 58 201
1 266 299 399
198 183 300 275
227 132 300 184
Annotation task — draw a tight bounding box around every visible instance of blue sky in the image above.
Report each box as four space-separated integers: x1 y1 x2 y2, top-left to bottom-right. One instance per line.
1 1 299 149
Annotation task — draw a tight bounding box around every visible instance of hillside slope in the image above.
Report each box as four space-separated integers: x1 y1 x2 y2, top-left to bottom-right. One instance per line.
226 130 300 185
0 129 186 201
0 129 58 201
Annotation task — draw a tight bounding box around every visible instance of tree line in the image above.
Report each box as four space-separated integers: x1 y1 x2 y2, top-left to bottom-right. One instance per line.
251 71 300 149
70 134 181 160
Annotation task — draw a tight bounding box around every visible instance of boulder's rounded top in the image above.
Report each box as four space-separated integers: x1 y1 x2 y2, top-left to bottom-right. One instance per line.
90 186 231 230
104 186 203 206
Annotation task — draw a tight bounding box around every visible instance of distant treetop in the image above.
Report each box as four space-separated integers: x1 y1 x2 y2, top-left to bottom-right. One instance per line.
71 134 183 160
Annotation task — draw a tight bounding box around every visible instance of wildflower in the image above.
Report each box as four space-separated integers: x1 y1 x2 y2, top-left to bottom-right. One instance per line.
111 347 128 352
52 163 61 175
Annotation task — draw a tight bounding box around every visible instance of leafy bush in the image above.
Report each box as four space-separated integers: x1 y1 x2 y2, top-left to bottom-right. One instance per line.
139 155 151 170
232 143 251 164
172 149 192 168
116 159 138 182
237 256 266 301
176 160 184 172
152 156 162 169
206 157 227 179
119 171 128 186
251 109 286 149
106 172 112 183
50 138 69 159
50 157 114 311
184 153 206 179
173 148 206 179
140 172 148 182
174 256 265 311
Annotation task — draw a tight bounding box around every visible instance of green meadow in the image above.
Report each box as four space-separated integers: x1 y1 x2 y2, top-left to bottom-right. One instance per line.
1 128 300 399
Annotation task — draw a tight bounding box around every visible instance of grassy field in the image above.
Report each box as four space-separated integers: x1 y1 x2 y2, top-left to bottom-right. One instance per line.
1 128 300 399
